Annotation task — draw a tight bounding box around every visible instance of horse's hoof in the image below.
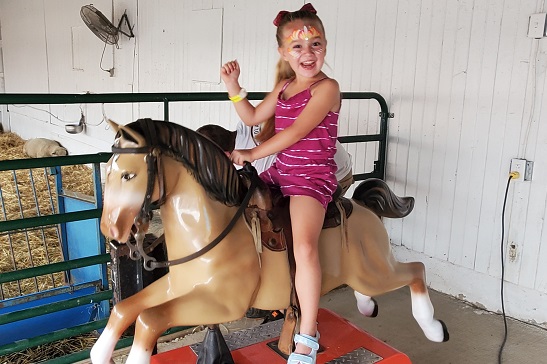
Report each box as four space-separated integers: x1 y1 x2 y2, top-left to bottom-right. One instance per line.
369 298 378 317
355 292 378 317
245 307 271 319
261 310 285 324
426 319 449 342
440 320 450 342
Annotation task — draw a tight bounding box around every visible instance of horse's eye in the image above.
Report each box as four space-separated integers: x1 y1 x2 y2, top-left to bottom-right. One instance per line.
121 172 136 181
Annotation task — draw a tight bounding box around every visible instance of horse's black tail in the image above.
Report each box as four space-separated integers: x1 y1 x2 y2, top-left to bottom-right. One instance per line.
351 179 414 218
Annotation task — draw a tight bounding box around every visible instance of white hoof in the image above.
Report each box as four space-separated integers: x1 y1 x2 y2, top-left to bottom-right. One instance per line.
126 344 152 364
423 319 449 342
354 291 377 317
90 328 116 364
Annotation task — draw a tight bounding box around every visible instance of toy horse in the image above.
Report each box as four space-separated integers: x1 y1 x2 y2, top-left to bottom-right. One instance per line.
91 119 448 364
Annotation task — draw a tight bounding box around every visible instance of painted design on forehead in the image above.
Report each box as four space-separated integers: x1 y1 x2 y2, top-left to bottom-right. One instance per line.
286 25 322 42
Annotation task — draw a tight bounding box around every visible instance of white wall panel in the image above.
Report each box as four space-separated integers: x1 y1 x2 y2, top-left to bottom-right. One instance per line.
534 73 547 293
456 0 490 271
472 0 505 276
386 0 422 247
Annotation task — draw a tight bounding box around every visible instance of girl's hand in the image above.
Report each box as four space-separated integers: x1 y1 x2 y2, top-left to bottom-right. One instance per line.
230 149 254 166
220 60 241 86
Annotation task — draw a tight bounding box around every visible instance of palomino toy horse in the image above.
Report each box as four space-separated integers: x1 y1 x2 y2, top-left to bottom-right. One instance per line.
91 119 449 364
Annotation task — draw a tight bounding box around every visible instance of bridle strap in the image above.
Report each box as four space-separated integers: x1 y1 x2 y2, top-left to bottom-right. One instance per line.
111 146 150 154
140 119 167 208
112 119 167 215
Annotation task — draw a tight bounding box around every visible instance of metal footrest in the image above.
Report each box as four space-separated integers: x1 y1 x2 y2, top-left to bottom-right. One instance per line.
190 319 284 354
151 308 411 364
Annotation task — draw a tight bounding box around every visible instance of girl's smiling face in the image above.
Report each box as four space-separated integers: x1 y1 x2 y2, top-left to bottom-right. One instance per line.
279 19 326 78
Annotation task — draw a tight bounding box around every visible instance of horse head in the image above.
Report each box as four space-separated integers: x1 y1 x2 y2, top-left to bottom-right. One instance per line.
101 119 246 243
101 119 155 242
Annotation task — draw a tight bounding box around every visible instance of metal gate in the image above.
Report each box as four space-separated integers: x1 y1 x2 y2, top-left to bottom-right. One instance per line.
0 153 111 363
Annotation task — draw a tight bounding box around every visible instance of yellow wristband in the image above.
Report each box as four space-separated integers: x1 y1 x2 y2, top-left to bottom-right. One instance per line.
229 94 243 103
229 88 247 103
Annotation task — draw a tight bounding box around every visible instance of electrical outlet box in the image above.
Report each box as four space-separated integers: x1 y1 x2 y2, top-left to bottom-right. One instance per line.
510 158 534 181
528 13 547 38
508 242 518 262
525 160 534 181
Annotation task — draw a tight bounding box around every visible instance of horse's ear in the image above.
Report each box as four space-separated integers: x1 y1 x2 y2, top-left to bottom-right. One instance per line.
108 119 146 147
107 119 120 133
118 123 147 147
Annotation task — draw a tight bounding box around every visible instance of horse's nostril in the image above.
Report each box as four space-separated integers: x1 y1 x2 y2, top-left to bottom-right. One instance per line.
100 219 118 240
109 227 122 241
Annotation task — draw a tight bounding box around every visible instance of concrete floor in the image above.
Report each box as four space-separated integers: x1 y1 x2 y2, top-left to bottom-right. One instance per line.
103 286 547 364
320 286 547 364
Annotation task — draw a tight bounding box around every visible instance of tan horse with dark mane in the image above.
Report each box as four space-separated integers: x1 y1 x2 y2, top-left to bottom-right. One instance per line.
91 119 448 364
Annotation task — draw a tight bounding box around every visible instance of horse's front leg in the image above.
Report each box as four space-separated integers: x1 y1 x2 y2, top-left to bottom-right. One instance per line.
125 288 251 364
90 274 174 364
90 295 141 364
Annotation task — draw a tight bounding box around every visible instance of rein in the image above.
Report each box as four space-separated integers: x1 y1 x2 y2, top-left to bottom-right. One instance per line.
111 124 257 271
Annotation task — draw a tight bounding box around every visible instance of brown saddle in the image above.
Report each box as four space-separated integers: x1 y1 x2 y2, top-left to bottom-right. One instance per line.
240 170 353 253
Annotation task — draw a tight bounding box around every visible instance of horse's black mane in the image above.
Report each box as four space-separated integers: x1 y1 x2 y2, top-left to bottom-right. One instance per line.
120 118 245 206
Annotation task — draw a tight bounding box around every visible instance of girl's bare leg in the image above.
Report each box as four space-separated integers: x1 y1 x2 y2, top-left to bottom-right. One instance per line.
290 195 325 355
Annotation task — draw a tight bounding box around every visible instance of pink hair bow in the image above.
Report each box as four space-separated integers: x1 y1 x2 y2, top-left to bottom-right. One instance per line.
273 3 317 26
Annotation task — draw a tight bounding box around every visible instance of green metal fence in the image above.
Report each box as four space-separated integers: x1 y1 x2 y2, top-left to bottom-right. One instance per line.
0 91 390 362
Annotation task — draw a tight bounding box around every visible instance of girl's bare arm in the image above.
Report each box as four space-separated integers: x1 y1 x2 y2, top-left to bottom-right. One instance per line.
220 60 282 126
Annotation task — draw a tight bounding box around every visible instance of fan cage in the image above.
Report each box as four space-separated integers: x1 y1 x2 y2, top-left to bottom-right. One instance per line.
80 5 120 45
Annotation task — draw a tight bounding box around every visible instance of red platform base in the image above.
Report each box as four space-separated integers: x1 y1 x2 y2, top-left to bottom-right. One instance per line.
151 308 411 363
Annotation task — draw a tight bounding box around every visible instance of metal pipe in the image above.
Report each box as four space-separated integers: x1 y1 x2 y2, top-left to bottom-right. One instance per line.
0 209 102 233
0 290 113 325
0 254 110 284
0 318 109 356
0 92 266 104
0 153 111 172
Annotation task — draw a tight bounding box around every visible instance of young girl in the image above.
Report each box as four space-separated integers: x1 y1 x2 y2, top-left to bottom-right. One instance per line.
220 4 340 364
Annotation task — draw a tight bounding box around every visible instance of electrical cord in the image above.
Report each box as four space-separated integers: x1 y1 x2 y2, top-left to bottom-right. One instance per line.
8 103 108 128
498 172 518 363
99 40 113 74
9 104 82 124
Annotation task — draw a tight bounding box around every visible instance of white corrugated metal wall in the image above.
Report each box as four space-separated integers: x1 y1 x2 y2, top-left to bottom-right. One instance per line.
0 0 545 326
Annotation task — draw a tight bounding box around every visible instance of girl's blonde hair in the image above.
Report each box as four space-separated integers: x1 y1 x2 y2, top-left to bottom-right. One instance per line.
256 6 326 143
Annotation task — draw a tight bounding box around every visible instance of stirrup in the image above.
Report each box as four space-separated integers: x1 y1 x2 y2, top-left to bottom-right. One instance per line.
287 332 320 364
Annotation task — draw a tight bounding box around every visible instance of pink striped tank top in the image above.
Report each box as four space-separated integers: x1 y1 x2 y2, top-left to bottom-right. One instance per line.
260 78 339 209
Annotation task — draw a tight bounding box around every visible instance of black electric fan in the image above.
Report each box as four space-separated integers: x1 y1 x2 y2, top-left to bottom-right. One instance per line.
80 5 134 45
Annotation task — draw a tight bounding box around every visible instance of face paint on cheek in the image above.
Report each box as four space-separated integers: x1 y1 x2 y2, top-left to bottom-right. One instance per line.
313 47 324 55
286 44 323 59
287 47 301 59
